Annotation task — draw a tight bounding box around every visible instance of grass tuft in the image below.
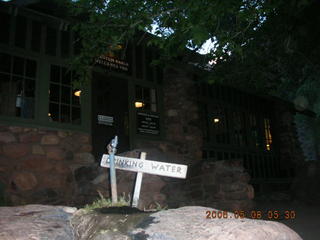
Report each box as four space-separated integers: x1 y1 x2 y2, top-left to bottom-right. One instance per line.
83 191 131 212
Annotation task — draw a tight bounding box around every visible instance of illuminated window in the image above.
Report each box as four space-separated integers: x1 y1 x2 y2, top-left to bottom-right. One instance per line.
49 65 81 124
0 53 36 118
264 118 272 151
135 85 157 112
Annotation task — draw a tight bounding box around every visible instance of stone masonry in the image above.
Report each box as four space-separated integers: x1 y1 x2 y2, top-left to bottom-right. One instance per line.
133 65 254 211
0 124 94 206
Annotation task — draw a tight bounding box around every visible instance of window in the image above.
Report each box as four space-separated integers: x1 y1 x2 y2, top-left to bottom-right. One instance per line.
60 30 70 57
48 65 81 124
14 16 27 49
135 85 157 112
46 27 57 56
31 20 42 52
0 11 11 44
264 118 272 151
0 52 36 118
232 111 246 146
210 106 230 144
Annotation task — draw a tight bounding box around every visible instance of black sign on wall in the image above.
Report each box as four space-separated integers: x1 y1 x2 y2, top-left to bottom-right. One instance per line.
137 112 160 135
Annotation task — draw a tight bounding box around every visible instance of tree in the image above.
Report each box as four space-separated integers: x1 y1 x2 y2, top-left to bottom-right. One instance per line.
61 0 274 85
63 0 320 117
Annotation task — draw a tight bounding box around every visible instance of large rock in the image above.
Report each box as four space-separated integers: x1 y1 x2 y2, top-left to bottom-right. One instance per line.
71 206 302 240
0 132 16 143
3 143 30 159
131 206 302 240
0 205 303 240
0 204 76 240
11 171 37 191
41 134 60 145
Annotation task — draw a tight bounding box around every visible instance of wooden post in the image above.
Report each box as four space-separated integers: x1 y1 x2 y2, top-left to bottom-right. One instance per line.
100 150 188 209
131 152 146 208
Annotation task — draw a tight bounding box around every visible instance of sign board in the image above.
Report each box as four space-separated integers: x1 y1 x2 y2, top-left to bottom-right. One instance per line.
101 154 187 179
96 55 129 72
97 115 114 126
137 112 160 135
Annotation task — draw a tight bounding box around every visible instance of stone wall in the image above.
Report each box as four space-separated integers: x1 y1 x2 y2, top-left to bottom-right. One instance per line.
162 159 254 211
273 105 305 176
131 66 254 211
0 124 95 206
134 66 203 165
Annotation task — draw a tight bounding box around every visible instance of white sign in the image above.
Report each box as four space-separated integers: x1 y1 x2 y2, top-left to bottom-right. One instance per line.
97 115 113 126
101 154 188 179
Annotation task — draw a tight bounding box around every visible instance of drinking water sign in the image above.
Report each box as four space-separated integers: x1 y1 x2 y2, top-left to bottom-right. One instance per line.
100 136 188 207
100 154 187 179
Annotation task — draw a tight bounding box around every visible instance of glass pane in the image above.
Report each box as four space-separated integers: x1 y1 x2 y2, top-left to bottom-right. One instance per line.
50 65 60 83
0 12 11 44
25 59 37 78
13 56 24 75
72 107 81 124
0 53 11 73
135 85 142 99
49 83 60 102
61 86 71 104
49 103 59 122
61 31 70 57
46 27 57 56
0 74 12 115
14 16 27 48
25 79 35 98
146 48 153 82
135 45 143 79
21 97 34 118
61 105 70 123
156 67 163 84
143 87 150 101
31 20 42 52
61 67 71 85
12 76 23 95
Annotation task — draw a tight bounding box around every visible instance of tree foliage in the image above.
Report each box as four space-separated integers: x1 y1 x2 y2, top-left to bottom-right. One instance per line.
61 0 274 86
212 0 320 115
62 0 320 118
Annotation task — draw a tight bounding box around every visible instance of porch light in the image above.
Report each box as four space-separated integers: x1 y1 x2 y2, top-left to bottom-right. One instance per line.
213 118 220 123
135 101 144 108
74 90 81 97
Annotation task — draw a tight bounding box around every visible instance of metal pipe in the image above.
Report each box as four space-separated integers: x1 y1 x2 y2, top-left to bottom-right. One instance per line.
107 135 118 204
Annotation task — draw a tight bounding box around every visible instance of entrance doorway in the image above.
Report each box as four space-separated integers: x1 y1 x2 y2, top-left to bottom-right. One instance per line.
91 72 130 161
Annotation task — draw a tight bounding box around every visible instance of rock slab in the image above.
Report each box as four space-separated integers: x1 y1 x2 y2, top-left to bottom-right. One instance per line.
0 204 76 240
131 206 302 240
0 205 302 240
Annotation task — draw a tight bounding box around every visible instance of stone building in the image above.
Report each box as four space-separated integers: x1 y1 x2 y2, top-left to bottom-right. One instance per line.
0 0 308 209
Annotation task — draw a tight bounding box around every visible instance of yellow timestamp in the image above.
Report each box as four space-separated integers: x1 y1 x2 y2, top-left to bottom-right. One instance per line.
205 210 296 220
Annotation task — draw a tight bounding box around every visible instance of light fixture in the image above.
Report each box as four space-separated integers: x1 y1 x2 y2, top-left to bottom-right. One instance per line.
213 118 220 123
74 90 81 97
135 101 144 108
48 113 51 117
